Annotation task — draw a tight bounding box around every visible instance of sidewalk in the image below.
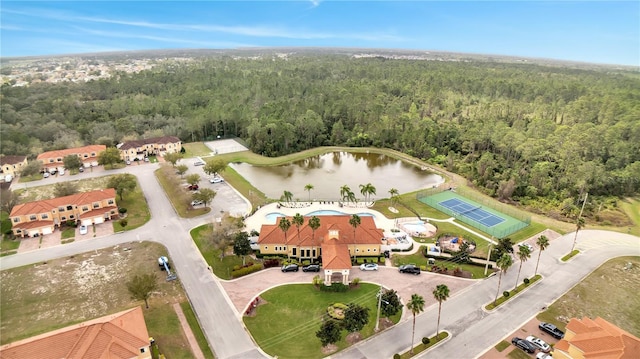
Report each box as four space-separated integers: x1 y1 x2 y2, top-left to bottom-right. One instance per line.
172 303 206 359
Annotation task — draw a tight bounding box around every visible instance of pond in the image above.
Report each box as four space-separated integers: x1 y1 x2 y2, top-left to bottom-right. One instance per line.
229 151 444 200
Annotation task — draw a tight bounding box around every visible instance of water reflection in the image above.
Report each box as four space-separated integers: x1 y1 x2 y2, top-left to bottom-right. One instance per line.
230 152 444 200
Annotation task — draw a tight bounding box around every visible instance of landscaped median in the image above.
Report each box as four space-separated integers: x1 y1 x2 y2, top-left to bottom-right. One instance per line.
395 331 449 359
485 274 542 311
561 249 580 262
155 165 210 218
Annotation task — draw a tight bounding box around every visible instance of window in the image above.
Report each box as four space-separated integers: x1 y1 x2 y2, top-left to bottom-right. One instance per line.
82 206 88 211
83 154 89 158
140 348 146 353
373 248 377 252
41 214 49 219
29 215 37 221
49 159 54 163
13 217 19 223
59 207 65 212
93 203 99 209
264 246 268 250
108 199 114 205
69 215 74 219
61 216 66 221
367 248 371 252
91 152 96 156
66 205 73 211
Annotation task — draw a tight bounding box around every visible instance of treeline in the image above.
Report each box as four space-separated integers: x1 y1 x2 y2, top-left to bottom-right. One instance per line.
2 54 639 212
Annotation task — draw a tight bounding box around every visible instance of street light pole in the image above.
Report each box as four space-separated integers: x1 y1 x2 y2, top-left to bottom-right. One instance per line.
375 285 383 332
571 192 588 253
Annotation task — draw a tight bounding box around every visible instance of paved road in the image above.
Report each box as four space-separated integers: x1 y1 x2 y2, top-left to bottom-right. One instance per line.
329 230 640 359
3 162 639 359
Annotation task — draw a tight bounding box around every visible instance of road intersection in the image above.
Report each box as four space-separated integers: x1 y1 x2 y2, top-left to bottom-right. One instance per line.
2 162 639 358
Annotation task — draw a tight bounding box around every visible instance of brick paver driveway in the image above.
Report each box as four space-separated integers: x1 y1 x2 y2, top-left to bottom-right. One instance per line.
220 265 478 320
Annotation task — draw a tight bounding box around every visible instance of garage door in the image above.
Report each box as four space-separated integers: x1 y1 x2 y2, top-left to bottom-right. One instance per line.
42 227 53 235
82 219 93 226
94 217 104 224
29 230 40 237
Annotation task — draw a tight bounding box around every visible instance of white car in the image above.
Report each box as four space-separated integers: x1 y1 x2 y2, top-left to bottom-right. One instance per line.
43 172 50 178
209 177 224 183
536 353 552 359
191 200 204 206
527 335 551 353
194 160 205 166
360 263 378 271
79 225 88 235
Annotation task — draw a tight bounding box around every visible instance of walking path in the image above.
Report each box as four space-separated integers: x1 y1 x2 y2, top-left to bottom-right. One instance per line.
173 303 206 359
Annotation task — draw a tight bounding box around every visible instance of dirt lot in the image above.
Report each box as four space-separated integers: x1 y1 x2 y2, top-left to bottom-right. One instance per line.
481 256 640 358
0 241 185 345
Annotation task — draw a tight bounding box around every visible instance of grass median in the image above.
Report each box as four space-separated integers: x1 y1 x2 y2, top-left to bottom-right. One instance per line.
155 166 210 218
485 275 542 310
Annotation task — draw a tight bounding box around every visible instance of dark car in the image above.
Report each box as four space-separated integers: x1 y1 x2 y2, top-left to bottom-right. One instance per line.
399 264 421 275
539 322 565 339
512 337 536 354
302 264 321 272
281 264 299 272
187 184 199 191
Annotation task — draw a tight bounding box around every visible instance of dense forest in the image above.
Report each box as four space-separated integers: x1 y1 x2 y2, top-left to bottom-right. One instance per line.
2 53 639 219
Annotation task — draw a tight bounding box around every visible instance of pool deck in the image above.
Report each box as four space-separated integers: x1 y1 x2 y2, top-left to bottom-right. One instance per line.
245 202 398 233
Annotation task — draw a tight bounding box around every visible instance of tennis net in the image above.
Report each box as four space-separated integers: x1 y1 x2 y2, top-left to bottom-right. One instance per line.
459 205 482 215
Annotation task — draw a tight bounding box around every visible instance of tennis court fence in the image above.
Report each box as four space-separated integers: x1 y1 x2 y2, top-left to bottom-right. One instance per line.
416 187 531 238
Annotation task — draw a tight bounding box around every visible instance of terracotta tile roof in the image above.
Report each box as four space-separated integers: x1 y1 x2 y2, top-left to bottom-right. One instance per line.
11 219 54 231
0 307 150 359
10 189 116 217
556 317 640 359
118 136 180 151
36 145 106 161
321 241 352 270
82 206 118 219
0 155 27 166
258 215 383 247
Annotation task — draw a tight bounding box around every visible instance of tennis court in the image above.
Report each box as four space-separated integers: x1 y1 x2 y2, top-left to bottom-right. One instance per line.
417 189 530 238
439 198 505 227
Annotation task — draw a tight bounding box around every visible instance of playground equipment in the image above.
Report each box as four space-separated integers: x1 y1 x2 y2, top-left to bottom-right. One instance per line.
158 256 177 281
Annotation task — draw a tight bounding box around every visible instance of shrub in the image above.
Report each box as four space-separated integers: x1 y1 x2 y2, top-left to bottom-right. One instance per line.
327 303 348 320
523 277 530 285
233 265 241 271
420 265 427 271
422 337 430 345
503 291 510 298
119 219 128 228
394 354 401 359
263 259 280 268
351 277 360 285
250 229 260 236
231 263 263 278
312 275 323 286
320 283 349 292
118 207 127 214
66 220 76 227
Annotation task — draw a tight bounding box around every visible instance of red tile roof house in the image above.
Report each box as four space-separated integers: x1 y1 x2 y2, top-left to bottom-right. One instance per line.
553 316 640 359
36 145 106 172
0 307 152 359
9 188 117 238
258 215 384 285
117 136 182 161
0 155 28 177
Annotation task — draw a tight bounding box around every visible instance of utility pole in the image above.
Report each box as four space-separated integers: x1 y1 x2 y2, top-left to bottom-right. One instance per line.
571 192 588 253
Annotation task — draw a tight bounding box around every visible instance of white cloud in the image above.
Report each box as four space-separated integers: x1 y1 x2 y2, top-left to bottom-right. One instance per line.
309 0 322 8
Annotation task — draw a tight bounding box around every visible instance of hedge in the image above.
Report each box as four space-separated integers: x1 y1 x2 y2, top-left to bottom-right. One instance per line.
231 263 263 278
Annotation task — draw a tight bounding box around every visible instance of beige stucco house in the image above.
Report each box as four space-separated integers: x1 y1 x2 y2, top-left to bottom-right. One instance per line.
37 145 106 172
0 155 27 177
117 136 182 161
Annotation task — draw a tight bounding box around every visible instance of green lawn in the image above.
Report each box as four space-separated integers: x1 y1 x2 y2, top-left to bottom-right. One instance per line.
180 302 215 359
507 348 532 359
61 228 75 240
244 283 401 359
143 303 196 359
561 250 580 262
485 275 541 310
190 224 244 280
392 251 493 279
112 185 151 232
182 142 213 158
619 197 639 236
495 340 510 352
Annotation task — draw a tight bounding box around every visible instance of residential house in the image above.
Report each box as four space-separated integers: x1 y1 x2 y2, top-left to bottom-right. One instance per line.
258 215 384 285
0 155 27 177
9 188 117 237
0 307 152 359
117 136 182 161
553 316 640 359
37 145 106 172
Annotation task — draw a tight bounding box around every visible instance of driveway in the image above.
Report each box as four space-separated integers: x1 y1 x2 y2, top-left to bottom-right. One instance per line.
222 265 477 319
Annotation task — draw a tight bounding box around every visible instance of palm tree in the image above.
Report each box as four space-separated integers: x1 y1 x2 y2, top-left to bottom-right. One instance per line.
340 185 351 202
433 284 450 338
278 217 291 259
389 188 399 206
292 213 304 261
308 216 321 257
349 214 361 261
281 190 293 204
359 183 376 202
346 189 356 204
406 294 425 354
304 184 314 201
570 217 585 253
493 253 513 305
534 235 549 276
514 245 531 290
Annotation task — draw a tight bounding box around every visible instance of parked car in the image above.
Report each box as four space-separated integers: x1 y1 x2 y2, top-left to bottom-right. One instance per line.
191 200 204 206
302 264 321 272
360 263 379 271
59 169 65 176
526 335 551 353
209 177 224 183
539 322 565 339
511 337 536 354
399 264 421 275
79 225 88 235
144 157 150 162
126 160 131 165
78 167 84 172
281 264 299 272
536 353 553 359
187 184 199 191
43 172 50 178
194 160 205 166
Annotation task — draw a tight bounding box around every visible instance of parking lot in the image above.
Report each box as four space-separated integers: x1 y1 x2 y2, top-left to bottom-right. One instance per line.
480 317 562 358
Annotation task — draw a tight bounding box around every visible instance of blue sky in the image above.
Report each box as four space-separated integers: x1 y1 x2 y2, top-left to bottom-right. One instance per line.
1 1 638 66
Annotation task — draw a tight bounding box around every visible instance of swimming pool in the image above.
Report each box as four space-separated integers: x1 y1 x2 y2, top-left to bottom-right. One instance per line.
264 212 286 224
402 221 428 233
